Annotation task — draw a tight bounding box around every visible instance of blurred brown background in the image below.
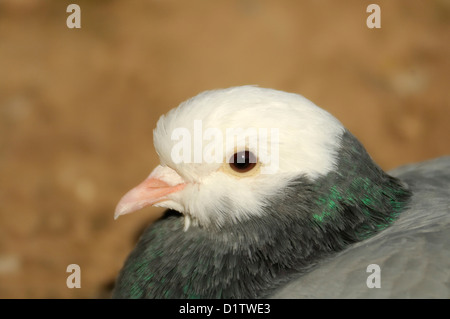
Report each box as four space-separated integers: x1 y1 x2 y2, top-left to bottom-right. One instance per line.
0 0 449 298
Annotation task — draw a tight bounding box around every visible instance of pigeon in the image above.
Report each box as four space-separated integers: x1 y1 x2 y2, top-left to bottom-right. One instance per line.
112 86 450 298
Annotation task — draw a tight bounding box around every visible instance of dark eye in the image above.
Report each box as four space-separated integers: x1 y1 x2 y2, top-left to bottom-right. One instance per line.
229 151 257 173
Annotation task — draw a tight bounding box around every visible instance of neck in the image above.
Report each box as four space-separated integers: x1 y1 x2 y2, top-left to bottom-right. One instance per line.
308 130 412 241
113 130 411 299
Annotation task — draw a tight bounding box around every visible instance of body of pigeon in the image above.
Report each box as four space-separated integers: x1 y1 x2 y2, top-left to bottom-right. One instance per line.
112 86 449 298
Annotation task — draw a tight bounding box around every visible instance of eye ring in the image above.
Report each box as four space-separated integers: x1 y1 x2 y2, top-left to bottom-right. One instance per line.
229 150 257 173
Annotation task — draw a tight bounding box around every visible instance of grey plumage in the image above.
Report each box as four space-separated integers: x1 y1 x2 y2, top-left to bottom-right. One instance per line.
271 156 450 298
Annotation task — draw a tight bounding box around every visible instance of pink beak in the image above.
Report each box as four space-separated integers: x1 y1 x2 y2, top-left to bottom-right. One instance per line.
114 165 186 220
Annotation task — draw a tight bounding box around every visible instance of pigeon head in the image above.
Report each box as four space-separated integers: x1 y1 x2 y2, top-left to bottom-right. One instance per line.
115 86 349 229
113 86 412 298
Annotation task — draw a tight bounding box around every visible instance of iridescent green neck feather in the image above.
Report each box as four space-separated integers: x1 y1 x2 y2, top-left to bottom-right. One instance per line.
311 130 411 241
